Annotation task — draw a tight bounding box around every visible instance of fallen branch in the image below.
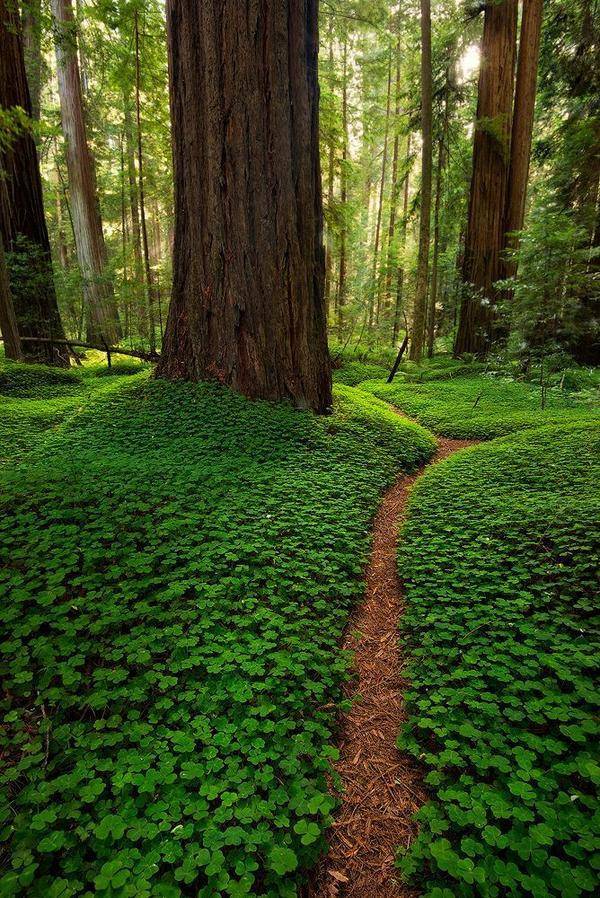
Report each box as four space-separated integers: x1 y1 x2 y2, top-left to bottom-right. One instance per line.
17 336 160 363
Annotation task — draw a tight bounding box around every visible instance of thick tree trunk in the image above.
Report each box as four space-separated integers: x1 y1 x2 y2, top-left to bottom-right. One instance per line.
21 0 42 122
0 232 22 361
371 50 393 327
158 0 331 413
503 0 544 276
0 0 67 366
392 133 411 345
336 39 349 334
454 0 517 357
409 0 433 361
51 0 120 345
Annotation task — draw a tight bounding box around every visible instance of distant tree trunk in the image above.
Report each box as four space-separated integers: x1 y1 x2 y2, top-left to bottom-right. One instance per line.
409 0 433 361
123 103 144 280
324 34 335 321
392 133 411 345
0 232 22 361
133 8 157 353
427 89 450 358
157 0 332 413
21 0 42 122
503 0 544 276
0 0 67 366
51 0 120 344
54 165 69 269
384 35 402 310
371 50 393 327
336 38 349 334
454 0 517 357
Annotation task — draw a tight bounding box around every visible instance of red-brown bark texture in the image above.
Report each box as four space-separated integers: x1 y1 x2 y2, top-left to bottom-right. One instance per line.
158 0 332 413
0 0 67 365
454 0 518 357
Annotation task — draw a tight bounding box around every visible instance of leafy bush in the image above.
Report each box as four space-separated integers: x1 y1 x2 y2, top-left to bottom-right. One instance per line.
397 423 600 897
0 376 434 897
361 376 599 438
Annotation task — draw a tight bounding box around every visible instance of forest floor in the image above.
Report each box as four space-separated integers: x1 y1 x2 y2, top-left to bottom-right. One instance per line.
308 433 475 898
0 349 598 898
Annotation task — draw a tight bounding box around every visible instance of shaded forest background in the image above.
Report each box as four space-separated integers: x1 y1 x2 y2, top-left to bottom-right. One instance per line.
2 0 599 369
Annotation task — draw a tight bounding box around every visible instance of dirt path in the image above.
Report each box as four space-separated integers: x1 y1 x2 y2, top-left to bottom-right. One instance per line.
307 436 474 898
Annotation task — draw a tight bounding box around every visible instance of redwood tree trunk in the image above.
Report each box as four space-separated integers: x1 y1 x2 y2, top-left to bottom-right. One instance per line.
158 1 331 413
409 0 433 361
454 0 517 357
51 0 120 345
503 0 544 275
0 0 67 366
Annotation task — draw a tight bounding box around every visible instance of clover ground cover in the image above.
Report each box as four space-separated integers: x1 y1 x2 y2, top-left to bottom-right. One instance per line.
0 365 434 898
397 422 600 898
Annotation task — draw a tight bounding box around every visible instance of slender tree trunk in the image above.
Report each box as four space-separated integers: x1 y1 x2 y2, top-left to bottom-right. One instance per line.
0 0 67 366
0 232 22 360
134 8 157 353
454 0 518 357
409 0 433 361
157 0 332 413
503 0 544 276
427 141 444 358
336 38 349 334
123 103 144 280
427 89 450 357
51 0 120 344
392 133 411 345
21 0 42 122
55 165 69 269
371 49 393 328
384 34 402 310
324 33 335 321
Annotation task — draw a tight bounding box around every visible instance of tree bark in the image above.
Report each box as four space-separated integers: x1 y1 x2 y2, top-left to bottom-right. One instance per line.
0 232 22 361
158 0 331 413
0 0 67 366
336 38 349 334
503 0 544 276
454 0 518 357
409 0 433 361
51 0 120 344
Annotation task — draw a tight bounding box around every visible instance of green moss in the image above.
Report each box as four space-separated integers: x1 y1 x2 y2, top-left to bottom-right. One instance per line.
0 374 434 897
397 422 600 897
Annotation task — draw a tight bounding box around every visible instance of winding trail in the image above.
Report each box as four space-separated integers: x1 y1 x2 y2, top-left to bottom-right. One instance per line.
307 434 475 898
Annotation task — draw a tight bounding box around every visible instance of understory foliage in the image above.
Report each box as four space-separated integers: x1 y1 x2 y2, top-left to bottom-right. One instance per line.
397 423 600 898
0 361 434 898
